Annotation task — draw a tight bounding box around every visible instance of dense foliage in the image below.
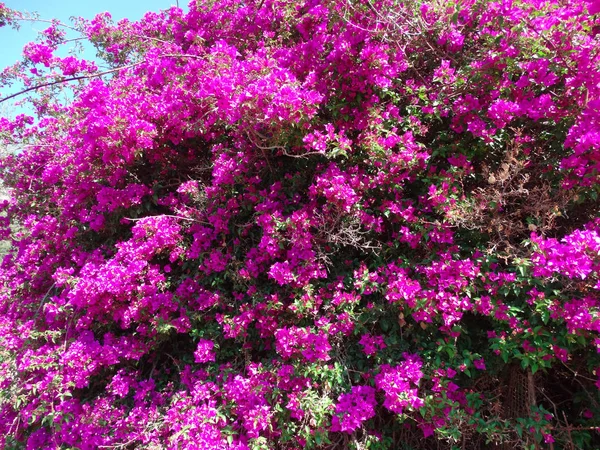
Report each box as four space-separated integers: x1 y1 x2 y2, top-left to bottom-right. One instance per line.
1 0 600 448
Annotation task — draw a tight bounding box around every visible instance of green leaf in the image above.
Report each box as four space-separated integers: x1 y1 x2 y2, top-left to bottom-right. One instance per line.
515 423 523 438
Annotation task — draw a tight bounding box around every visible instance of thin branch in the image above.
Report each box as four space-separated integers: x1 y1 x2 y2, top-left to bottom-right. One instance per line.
33 282 56 320
246 129 324 159
61 37 89 44
0 63 139 104
1 52 206 105
559 360 597 383
123 214 202 223
14 16 80 32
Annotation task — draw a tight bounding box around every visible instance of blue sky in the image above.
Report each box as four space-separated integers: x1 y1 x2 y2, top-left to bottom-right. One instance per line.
1 0 187 116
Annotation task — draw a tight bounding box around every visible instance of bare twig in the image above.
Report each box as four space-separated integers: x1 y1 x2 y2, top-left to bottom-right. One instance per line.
246 129 323 159
123 214 204 223
0 64 139 104
13 16 80 32
33 282 56 320
1 53 205 104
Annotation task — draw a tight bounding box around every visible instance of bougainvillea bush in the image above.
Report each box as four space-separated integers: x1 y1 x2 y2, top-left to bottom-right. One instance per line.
1 0 600 448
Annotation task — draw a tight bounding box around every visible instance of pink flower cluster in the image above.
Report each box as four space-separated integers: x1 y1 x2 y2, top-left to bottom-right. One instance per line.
359 333 387 356
274 326 332 362
330 385 377 433
375 354 424 415
0 0 600 447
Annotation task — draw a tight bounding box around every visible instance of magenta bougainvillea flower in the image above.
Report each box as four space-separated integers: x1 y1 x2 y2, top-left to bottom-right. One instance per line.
194 339 216 363
330 385 377 433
